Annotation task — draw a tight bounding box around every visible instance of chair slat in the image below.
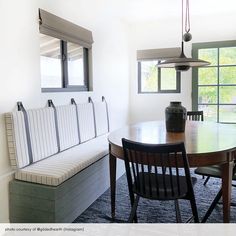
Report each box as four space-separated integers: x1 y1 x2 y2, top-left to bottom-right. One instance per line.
187 111 204 121
167 153 174 197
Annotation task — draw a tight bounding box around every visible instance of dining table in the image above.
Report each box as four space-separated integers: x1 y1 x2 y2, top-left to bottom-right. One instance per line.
108 120 236 223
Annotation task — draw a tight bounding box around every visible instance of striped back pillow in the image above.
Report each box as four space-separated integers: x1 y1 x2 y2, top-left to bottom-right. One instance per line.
76 103 96 142
56 105 79 151
27 107 58 163
5 112 30 169
94 101 109 136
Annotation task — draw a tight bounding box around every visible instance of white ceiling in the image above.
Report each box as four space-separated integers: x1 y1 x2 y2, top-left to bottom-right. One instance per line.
108 0 236 23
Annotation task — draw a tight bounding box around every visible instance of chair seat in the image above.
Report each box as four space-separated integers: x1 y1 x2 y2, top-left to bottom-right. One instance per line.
133 172 197 200
195 165 236 180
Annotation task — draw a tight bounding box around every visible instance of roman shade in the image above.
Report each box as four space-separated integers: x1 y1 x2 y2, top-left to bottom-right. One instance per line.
39 9 93 48
137 47 181 61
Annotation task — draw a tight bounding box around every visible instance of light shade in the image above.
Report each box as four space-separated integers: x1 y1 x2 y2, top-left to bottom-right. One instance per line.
157 48 210 71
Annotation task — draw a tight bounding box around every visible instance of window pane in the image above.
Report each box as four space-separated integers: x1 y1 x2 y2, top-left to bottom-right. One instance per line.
199 67 217 85
219 67 236 84
40 34 62 88
67 42 85 86
198 48 217 66
219 105 236 122
198 105 217 122
160 68 176 90
219 47 236 65
198 86 217 104
141 61 158 92
219 86 236 104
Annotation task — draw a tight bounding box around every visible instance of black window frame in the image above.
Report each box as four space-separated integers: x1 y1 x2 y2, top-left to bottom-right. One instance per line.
192 40 236 124
40 34 90 93
137 60 181 94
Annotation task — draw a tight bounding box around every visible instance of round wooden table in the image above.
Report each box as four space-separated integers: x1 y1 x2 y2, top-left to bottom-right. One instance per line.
108 120 236 223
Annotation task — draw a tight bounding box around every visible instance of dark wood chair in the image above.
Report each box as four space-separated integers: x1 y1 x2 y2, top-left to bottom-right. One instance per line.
187 111 210 184
122 139 199 223
187 111 204 121
195 164 236 222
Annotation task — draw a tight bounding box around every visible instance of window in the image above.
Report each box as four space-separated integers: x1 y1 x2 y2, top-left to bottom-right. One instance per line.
40 34 89 92
138 60 181 93
192 41 236 123
39 9 93 92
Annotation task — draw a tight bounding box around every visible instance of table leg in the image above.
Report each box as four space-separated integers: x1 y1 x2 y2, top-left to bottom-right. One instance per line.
109 144 117 219
221 153 234 223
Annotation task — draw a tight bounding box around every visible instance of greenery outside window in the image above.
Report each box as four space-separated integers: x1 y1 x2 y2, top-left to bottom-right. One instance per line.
192 40 236 123
138 60 181 93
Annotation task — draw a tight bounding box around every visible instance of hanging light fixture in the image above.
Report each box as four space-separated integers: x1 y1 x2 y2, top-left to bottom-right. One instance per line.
157 0 210 71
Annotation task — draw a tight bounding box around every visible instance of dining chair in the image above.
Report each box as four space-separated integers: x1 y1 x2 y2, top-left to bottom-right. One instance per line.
187 111 209 183
195 164 236 222
187 111 204 121
122 139 199 223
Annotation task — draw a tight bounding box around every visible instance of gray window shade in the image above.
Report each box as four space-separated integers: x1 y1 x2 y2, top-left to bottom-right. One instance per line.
39 9 93 48
137 48 181 61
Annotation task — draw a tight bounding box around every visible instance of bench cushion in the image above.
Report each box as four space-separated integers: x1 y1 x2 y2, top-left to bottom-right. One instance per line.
14 134 109 186
5 112 30 169
56 105 80 151
27 108 58 163
94 101 109 136
5 108 59 168
76 103 96 142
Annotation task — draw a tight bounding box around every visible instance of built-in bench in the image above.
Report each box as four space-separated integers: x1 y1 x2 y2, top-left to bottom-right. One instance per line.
5 97 123 223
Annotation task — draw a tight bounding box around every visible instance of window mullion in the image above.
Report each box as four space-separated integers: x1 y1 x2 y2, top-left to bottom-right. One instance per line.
61 41 68 88
83 48 89 90
158 66 161 92
217 48 220 123
137 62 141 93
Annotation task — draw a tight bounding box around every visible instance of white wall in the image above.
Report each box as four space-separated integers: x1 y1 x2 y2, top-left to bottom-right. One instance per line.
1 0 236 223
0 0 130 222
128 13 236 123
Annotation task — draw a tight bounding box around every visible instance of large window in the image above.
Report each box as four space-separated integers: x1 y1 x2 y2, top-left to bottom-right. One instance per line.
39 9 93 92
138 60 181 93
40 34 89 92
192 41 236 123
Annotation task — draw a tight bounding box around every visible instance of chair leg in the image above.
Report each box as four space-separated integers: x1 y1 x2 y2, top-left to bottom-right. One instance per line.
189 194 200 223
128 195 140 223
174 200 182 223
203 176 210 186
201 188 222 223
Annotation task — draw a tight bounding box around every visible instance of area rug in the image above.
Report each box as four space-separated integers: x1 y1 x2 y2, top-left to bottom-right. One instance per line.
74 171 236 223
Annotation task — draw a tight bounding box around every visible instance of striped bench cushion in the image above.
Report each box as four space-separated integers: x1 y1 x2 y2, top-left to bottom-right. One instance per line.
56 105 80 151
14 134 109 186
94 101 109 136
5 108 59 169
5 112 30 169
27 108 58 163
76 103 96 143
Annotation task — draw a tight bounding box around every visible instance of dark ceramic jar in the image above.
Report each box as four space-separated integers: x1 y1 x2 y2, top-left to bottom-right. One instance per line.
165 101 187 132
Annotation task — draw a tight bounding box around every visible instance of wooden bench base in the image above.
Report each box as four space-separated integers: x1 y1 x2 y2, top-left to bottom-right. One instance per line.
9 155 124 223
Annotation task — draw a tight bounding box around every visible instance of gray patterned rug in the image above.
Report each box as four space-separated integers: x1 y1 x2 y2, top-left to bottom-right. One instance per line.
74 171 236 223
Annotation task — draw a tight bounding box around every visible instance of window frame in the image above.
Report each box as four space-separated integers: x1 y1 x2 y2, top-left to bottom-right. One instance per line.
137 60 181 94
40 34 90 93
192 40 236 124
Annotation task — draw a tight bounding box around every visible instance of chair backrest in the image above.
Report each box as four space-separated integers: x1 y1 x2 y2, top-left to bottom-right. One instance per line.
122 139 193 200
187 111 204 121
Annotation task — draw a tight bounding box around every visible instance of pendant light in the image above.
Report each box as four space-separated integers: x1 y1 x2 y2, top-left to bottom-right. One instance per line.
157 0 210 71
